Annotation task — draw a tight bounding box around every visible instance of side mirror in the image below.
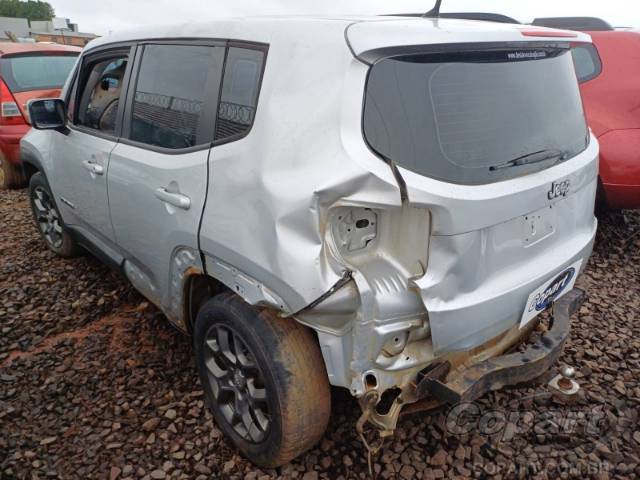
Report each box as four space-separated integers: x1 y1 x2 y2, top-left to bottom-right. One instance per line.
28 98 67 131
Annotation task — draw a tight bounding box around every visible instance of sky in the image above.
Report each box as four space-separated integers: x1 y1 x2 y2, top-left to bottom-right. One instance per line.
49 0 640 36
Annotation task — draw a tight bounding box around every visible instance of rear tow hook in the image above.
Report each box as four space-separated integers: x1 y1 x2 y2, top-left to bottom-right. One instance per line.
548 366 580 400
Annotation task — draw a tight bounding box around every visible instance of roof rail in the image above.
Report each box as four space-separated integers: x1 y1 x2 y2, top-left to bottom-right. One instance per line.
532 17 614 31
387 12 520 24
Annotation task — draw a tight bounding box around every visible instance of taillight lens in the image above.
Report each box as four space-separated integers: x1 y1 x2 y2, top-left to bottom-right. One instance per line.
0 79 26 125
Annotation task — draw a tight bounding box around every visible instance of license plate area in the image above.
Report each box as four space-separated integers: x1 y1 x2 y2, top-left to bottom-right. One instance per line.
522 205 556 247
520 259 583 329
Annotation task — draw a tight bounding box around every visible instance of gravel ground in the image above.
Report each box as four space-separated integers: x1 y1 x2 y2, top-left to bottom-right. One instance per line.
1 187 639 480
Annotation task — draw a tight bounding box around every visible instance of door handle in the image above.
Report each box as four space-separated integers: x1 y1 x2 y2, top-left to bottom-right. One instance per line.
82 160 104 176
154 188 191 210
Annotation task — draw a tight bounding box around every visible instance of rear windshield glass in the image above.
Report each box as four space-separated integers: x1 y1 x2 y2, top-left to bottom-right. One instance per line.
1 54 78 93
364 48 589 185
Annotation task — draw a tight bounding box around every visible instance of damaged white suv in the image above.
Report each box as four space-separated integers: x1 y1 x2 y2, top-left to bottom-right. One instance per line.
22 15 598 467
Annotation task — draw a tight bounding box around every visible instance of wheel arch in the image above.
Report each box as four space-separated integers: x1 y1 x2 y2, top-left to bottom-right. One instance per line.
171 251 294 335
185 271 326 368
22 162 39 181
184 270 320 342
183 254 304 336
185 272 229 334
20 147 44 181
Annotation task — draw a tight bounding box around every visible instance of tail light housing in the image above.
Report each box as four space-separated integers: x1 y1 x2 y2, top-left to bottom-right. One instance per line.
0 79 26 126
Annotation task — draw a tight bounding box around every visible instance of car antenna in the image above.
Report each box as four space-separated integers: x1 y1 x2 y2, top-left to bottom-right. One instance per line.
423 0 443 18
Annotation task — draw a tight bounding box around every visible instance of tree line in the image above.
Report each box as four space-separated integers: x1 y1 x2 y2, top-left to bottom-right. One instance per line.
0 0 54 22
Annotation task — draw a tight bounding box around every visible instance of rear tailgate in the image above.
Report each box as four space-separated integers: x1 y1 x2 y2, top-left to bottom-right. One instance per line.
351 18 598 354
405 141 598 353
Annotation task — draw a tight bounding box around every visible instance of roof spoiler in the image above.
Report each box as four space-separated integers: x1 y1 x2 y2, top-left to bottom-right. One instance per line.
437 12 520 24
387 12 520 24
532 17 614 32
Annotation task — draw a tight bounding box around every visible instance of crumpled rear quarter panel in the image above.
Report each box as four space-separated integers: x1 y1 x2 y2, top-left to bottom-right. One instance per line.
198 20 402 313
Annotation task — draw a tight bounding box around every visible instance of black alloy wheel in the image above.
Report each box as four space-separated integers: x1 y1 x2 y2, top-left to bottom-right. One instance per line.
28 172 80 258
203 323 271 443
32 184 64 249
194 293 331 467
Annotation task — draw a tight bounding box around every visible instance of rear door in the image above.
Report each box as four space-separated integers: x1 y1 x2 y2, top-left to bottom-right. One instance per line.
52 47 133 244
107 41 224 306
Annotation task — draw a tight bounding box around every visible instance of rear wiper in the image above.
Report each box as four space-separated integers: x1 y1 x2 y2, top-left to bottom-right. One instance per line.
490 149 570 171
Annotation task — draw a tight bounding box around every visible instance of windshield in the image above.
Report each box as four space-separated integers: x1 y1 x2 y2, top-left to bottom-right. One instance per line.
363 47 589 185
1 54 78 93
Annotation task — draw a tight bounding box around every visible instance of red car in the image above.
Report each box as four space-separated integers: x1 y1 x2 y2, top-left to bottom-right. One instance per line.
0 42 80 188
534 17 640 209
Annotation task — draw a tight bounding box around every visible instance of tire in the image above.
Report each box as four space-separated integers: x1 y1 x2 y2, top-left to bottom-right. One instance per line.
28 172 81 258
194 293 331 468
1 158 27 189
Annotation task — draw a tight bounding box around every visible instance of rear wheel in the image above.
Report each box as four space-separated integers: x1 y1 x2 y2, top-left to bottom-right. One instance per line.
194 293 331 467
1 159 26 189
29 173 80 258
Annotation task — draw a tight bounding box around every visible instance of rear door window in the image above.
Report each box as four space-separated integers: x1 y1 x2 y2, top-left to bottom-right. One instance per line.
0 54 78 92
572 44 602 83
127 44 224 150
215 47 265 142
364 47 589 185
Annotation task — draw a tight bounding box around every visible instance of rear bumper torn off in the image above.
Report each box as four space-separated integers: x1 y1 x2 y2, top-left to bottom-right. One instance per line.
420 288 585 405
360 289 585 439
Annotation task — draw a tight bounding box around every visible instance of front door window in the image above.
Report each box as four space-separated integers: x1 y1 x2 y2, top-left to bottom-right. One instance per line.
76 56 128 135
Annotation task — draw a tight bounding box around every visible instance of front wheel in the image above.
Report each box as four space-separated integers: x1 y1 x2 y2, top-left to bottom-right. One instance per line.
29 173 80 258
194 293 331 467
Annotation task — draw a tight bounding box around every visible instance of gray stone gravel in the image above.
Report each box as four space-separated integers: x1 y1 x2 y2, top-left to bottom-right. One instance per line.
1 187 639 480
